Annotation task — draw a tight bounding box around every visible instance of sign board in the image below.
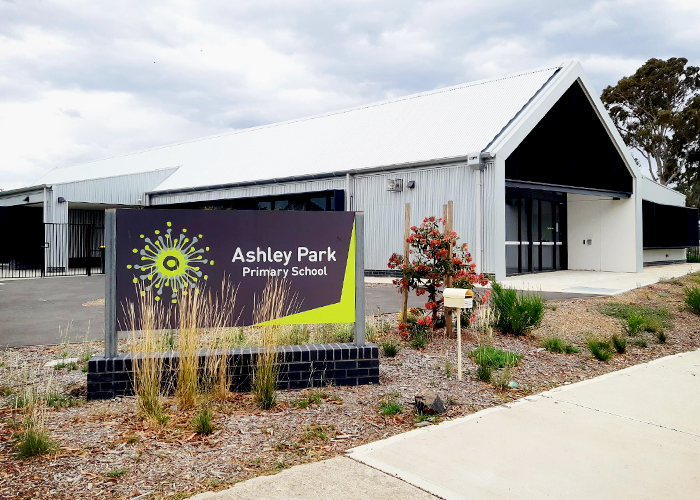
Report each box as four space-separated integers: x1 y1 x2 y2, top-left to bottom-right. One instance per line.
105 209 363 350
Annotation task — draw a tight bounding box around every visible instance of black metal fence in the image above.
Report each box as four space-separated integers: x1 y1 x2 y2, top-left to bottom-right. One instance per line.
0 222 105 278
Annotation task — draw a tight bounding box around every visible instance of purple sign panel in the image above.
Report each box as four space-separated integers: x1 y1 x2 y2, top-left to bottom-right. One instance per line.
114 209 356 330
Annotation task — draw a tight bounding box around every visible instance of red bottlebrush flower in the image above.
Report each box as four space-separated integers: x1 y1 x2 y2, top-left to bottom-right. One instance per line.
417 317 425 326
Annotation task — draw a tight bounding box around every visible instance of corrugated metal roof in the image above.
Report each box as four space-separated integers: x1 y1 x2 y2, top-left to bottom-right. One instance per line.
37 64 562 192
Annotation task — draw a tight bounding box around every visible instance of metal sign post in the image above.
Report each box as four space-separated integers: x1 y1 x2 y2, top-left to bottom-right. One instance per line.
104 209 118 358
354 212 365 346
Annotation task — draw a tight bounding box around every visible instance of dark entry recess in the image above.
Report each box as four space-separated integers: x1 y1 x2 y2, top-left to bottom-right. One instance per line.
506 188 567 275
0 206 105 279
506 81 633 196
160 189 345 212
642 200 699 248
0 206 44 277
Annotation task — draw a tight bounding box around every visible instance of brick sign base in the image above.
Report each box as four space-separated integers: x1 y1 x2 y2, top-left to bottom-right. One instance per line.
87 343 379 400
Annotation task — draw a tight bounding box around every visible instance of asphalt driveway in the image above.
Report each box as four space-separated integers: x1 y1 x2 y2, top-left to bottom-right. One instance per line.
0 275 106 347
0 276 600 347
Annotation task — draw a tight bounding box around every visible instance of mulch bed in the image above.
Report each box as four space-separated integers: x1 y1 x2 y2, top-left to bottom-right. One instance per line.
2 275 700 499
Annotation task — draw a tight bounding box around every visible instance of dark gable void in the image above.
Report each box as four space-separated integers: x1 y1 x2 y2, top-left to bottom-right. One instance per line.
506 81 633 195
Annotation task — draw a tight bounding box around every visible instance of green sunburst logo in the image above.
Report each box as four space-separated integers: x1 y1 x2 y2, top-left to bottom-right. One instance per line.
127 221 214 302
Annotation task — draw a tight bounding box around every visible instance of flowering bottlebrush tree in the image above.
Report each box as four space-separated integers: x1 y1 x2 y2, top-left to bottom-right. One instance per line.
388 216 490 329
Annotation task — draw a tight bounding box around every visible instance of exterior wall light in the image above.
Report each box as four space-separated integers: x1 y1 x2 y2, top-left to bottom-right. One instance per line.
407 181 416 189
386 179 403 192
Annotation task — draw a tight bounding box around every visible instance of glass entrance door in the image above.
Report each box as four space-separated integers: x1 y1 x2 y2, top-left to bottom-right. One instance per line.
506 188 566 275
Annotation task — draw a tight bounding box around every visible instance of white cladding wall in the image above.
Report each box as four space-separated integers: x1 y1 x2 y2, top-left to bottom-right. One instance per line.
567 194 637 272
640 177 686 206
0 189 45 207
643 248 686 264
54 168 178 206
352 164 480 271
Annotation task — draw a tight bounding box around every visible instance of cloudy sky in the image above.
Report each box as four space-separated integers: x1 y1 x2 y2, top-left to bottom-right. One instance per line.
1 0 699 190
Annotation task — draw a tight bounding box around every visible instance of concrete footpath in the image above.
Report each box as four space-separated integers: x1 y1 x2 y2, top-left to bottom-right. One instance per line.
193 349 700 500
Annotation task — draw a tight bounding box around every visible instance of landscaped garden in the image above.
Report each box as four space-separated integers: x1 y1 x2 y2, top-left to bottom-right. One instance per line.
3 268 700 499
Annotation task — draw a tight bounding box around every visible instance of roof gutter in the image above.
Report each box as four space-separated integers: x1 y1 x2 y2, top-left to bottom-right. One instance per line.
0 184 50 197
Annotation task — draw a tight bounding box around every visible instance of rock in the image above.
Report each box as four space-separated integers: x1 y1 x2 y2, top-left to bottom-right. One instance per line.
414 421 432 427
69 383 87 398
414 390 445 415
44 357 79 368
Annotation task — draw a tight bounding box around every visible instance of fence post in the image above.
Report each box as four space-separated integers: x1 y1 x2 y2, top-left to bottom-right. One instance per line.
104 210 118 358
354 212 365 346
85 225 92 276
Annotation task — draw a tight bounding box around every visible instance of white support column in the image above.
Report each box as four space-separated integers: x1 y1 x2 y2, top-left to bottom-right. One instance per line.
493 156 507 281
633 177 644 272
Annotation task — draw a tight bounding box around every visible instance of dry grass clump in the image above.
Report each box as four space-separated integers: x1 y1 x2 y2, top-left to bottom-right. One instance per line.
13 386 58 459
126 289 170 422
251 278 296 410
126 280 238 419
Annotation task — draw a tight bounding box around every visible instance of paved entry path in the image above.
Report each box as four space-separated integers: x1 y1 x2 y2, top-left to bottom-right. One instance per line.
194 349 700 500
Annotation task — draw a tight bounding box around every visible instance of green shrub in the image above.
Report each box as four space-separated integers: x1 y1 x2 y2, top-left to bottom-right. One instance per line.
687 250 700 263
611 334 627 354
491 283 544 335
9 393 31 409
365 321 378 343
314 324 354 343
587 339 614 361
626 313 645 335
476 364 492 382
252 348 278 410
229 328 248 348
104 468 128 478
290 397 310 408
46 393 81 410
193 409 216 435
657 331 668 343
279 325 311 345
492 367 512 390
400 310 432 349
633 337 648 348
302 424 334 442
685 288 700 314
471 345 521 369
380 397 402 416
600 303 670 333
16 426 57 458
541 336 580 354
380 339 399 357
410 330 430 349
